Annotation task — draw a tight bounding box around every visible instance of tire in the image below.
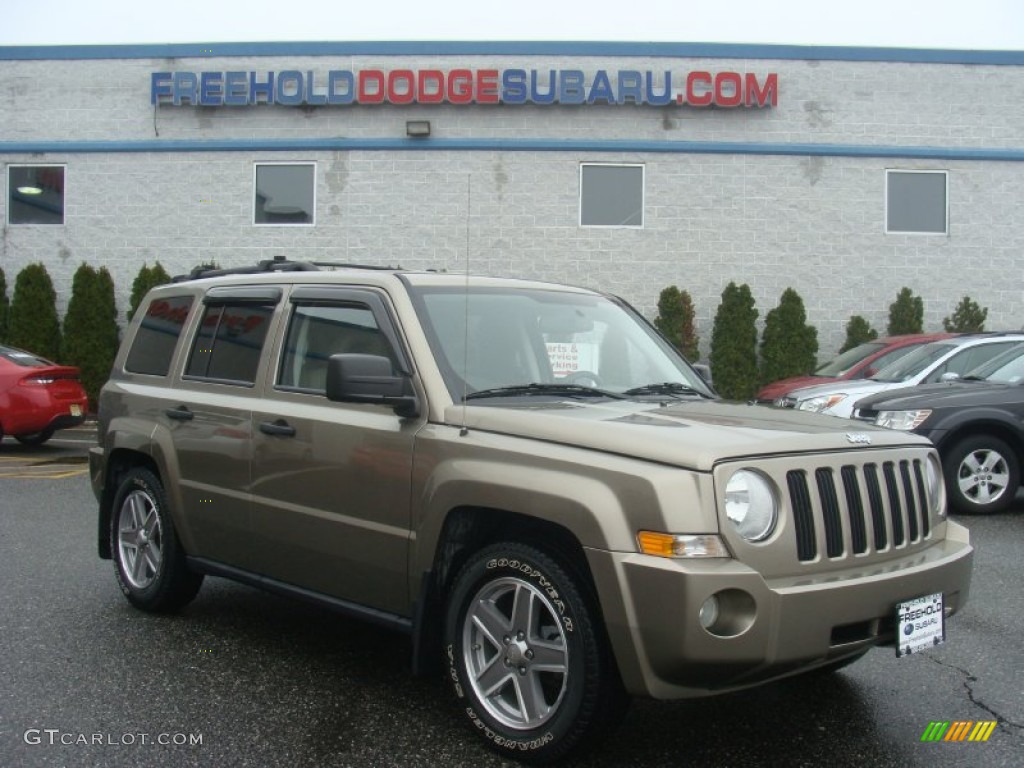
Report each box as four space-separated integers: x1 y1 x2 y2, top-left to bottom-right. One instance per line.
15 429 54 446
444 541 627 763
110 467 203 612
943 435 1020 515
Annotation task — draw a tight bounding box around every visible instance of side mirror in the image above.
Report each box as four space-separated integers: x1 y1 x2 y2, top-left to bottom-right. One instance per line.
692 363 713 385
325 354 419 417
939 372 961 383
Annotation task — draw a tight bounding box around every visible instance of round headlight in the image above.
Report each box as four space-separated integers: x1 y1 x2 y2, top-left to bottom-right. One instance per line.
725 470 778 541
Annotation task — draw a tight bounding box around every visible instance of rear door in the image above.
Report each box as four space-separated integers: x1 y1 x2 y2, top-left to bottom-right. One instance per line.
249 286 421 615
165 286 282 570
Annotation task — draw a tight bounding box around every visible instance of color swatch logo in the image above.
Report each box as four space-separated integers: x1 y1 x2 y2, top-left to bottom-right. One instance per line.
921 721 997 742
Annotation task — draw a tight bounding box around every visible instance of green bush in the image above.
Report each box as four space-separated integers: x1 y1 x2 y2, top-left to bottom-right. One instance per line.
943 296 988 333
654 285 699 361
8 263 61 360
887 288 924 336
0 267 9 342
128 261 171 321
710 282 759 400
760 288 818 385
840 315 878 353
61 264 120 409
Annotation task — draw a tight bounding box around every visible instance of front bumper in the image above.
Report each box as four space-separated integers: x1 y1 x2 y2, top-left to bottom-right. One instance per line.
586 521 973 699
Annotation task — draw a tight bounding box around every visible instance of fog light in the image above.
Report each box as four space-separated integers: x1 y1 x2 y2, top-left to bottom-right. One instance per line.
699 596 720 629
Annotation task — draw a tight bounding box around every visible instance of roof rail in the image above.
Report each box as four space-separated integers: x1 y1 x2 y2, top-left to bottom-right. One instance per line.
172 255 320 282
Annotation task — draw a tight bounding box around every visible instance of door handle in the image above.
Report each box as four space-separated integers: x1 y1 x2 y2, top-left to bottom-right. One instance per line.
259 419 296 437
164 406 194 421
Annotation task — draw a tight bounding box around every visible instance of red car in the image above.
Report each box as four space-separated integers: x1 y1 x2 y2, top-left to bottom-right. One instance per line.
0 344 89 445
755 332 955 403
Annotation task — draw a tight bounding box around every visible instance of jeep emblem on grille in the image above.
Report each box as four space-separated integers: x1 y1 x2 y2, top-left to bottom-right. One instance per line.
846 433 872 445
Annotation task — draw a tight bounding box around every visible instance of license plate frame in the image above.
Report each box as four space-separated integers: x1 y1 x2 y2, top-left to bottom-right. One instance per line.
896 592 945 658
70 404 82 417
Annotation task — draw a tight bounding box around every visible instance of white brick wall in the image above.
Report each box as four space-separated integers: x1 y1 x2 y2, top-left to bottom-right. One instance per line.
2 47 1023 359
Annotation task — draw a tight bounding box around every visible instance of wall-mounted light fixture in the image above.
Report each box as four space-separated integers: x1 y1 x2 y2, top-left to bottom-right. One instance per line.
406 120 431 138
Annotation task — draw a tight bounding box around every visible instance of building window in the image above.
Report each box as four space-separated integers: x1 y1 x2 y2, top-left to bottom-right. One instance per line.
7 165 65 225
580 163 644 228
886 170 948 235
254 162 315 225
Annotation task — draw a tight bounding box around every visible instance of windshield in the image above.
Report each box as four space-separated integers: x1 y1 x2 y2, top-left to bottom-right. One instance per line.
408 285 714 401
968 342 1024 384
814 341 886 377
0 344 52 367
871 342 956 383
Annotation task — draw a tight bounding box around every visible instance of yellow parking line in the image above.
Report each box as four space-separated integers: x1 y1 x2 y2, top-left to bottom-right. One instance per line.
0 470 88 479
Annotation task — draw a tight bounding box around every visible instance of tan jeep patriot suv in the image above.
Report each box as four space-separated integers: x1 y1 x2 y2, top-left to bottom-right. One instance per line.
91 258 973 762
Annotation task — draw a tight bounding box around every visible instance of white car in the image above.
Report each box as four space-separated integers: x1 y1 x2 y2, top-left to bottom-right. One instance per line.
778 334 1024 418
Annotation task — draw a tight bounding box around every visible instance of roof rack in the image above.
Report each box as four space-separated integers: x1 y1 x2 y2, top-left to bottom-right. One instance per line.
172 256 403 282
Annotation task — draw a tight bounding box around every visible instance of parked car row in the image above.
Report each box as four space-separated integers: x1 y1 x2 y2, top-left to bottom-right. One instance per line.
0 344 89 445
761 334 1024 515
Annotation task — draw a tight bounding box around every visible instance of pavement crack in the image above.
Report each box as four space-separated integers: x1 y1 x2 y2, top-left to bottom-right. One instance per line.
926 656 1024 733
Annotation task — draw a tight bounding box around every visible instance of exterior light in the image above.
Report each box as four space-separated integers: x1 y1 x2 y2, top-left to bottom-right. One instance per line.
406 120 431 137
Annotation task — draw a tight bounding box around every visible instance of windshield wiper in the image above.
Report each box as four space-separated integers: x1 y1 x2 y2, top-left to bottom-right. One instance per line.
465 383 626 401
622 382 712 398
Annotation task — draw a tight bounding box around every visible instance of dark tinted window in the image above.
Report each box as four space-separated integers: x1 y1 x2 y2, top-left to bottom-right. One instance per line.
0 345 52 367
125 296 194 376
185 303 275 384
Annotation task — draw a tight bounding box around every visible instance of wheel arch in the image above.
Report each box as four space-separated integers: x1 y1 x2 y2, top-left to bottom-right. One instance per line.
936 418 1024 465
411 506 602 678
97 448 163 559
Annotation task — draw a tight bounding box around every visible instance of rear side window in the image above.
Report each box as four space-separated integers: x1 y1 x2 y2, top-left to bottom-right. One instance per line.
185 303 275 385
125 296 194 376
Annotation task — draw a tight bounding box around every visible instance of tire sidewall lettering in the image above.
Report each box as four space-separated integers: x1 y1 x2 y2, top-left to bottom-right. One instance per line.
486 556 574 633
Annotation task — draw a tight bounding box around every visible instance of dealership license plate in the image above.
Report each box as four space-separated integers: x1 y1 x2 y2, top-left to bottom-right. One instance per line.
70 404 82 417
896 593 945 658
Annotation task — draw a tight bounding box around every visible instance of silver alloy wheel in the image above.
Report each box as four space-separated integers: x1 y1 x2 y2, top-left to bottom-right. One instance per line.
462 576 569 730
117 489 163 589
957 447 1011 506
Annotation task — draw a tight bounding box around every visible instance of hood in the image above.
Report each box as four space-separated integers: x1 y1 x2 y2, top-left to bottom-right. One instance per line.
856 380 1022 412
787 377 903 402
755 374 840 401
443 398 925 472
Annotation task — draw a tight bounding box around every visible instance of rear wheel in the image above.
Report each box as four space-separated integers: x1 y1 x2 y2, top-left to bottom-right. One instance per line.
110 467 203 612
943 436 1019 515
15 429 54 445
444 541 627 763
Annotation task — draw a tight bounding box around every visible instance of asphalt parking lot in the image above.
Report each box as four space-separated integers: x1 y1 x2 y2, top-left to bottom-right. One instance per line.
0 426 1021 767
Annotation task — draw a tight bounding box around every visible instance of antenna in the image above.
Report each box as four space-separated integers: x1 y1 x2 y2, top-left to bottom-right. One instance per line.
459 174 471 437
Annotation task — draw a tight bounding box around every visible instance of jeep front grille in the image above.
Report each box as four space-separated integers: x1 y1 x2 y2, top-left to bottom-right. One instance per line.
787 460 931 562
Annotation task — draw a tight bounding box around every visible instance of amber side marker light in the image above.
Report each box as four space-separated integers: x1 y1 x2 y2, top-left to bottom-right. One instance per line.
637 531 730 558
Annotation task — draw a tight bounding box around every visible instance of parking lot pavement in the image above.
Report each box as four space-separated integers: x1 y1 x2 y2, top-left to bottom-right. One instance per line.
0 423 94 478
0 461 1021 766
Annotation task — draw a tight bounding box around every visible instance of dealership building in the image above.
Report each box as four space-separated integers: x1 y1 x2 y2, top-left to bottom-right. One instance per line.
1 42 1022 356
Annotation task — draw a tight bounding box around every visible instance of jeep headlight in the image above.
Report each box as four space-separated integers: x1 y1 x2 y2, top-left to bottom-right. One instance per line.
874 409 932 430
796 393 848 414
725 470 778 542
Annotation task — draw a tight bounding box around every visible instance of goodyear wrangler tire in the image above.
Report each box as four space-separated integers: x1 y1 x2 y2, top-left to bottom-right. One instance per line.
444 541 626 763
110 467 203 612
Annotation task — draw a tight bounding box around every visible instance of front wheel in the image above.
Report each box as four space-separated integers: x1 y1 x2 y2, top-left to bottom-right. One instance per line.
110 467 203 612
444 542 627 763
943 436 1020 515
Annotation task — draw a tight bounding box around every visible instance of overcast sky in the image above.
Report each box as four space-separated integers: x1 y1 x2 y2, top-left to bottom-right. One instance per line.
2 0 1022 49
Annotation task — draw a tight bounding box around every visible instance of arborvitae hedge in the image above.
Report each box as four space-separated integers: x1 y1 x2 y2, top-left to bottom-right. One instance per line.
887 288 924 336
654 285 700 361
710 282 759 400
62 264 120 409
840 315 878 352
8 263 61 360
943 296 988 333
0 267 9 342
760 288 818 385
128 261 171 320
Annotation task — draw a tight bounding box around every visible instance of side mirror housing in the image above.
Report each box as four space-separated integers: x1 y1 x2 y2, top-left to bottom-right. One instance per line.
325 354 419 417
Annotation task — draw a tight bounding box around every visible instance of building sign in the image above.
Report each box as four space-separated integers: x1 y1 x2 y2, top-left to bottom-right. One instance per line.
151 68 778 108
